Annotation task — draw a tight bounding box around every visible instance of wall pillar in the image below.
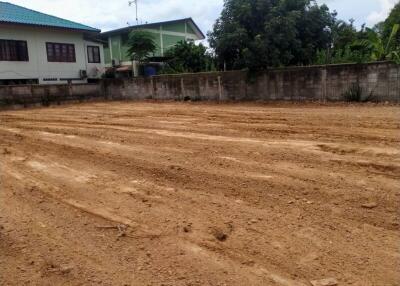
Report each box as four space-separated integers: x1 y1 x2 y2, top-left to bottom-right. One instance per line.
217 76 223 101
321 67 327 102
180 77 185 100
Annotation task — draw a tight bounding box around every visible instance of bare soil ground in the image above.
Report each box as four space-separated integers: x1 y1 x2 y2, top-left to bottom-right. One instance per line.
0 102 399 286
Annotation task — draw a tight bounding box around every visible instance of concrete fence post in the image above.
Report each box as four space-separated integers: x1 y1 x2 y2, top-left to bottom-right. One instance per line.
322 67 327 102
397 65 400 103
198 77 202 100
104 80 109 100
180 77 185 100
151 77 155 99
217 75 222 101
68 81 73 98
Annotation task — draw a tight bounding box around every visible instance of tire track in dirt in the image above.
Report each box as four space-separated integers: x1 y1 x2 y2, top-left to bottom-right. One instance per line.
1 102 399 285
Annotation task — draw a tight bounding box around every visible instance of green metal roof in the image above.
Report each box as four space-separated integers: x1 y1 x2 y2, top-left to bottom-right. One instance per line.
0 1 100 32
101 18 205 40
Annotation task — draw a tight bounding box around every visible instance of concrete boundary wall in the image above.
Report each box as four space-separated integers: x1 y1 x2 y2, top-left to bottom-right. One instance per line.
1 62 399 109
0 83 103 109
103 61 399 102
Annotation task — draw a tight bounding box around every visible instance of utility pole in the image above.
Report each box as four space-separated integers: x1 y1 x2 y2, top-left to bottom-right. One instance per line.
128 0 139 25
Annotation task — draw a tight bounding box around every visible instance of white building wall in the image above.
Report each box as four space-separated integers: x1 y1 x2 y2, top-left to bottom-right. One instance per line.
83 40 105 79
0 24 104 84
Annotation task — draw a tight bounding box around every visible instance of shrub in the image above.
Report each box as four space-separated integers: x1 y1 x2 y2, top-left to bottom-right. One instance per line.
343 83 374 102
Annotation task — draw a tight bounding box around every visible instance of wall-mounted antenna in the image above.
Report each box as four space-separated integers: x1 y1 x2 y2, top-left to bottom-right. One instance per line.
128 0 139 25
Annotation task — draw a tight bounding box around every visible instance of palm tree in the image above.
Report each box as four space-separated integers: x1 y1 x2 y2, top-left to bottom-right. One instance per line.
126 30 156 75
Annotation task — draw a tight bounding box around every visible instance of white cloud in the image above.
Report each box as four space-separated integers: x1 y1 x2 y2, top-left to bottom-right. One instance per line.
367 0 397 25
8 0 223 34
7 0 395 37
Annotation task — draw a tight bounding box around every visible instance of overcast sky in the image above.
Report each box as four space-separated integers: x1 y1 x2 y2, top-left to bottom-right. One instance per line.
7 0 398 35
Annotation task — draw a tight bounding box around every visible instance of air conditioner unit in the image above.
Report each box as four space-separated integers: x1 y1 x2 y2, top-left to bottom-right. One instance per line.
80 70 88 79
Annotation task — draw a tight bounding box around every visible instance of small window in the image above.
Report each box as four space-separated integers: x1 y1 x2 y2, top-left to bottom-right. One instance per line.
0 39 29 61
46 42 76 62
87 46 100 63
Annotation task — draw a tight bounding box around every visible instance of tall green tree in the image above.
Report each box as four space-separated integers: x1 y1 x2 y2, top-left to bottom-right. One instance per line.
208 0 336 70
126 30 156 63
162 41 215 74
331 19 358 51
315 21 372 64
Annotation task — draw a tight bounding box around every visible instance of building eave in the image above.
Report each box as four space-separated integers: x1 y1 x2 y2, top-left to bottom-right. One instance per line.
0 20 100 33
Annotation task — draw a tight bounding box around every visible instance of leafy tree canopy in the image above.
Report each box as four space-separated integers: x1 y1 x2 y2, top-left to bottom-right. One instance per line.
315 2 399 65
162 41 215 74
208 0 336 70
126 30 156 62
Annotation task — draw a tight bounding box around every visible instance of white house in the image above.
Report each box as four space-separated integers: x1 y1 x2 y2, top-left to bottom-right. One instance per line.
0 2 104 85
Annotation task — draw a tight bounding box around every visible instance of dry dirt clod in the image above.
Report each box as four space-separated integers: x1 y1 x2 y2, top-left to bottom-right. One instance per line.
95 224 128 237
361 202 378 209
183 225 192 233
310 277 338 286
2 147 12 155
213 229 228 242
117 224 128 237
59 266 74 274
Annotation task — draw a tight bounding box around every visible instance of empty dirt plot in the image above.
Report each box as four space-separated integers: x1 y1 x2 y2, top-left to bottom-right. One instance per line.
0 102 399 286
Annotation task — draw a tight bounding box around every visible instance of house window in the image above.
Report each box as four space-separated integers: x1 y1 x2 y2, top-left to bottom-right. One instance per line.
87 46 100 63
88 46 101 64
46 42 76 62
0 39 29 61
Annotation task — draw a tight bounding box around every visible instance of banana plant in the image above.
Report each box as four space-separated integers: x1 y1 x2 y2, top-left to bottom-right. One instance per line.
351 24 399 63
385 24 400 64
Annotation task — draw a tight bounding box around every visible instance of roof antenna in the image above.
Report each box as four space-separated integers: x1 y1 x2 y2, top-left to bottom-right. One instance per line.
128 0 139 25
